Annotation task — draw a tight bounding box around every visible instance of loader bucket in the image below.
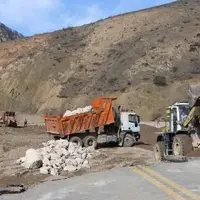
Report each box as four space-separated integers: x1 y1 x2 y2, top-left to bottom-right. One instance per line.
188 83 200 107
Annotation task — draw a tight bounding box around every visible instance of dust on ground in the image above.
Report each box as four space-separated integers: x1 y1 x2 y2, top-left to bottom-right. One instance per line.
0 124 159 188
3 123 199 189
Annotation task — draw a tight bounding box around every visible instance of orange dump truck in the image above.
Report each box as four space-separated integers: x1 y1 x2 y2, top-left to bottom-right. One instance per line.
44 97 141 148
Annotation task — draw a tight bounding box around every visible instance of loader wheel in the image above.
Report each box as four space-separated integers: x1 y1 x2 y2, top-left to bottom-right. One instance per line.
123 134 135 147
153 142 165 162
83 135 97 149
173 134 192 156
70 136 83 147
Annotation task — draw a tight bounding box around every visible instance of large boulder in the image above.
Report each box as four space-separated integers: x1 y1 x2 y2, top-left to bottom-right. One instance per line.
63 106 92 117
23 148 42 169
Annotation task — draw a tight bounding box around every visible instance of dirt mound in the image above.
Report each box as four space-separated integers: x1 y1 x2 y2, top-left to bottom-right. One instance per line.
187 149 200 157
0 0 200 120
137 124 160 151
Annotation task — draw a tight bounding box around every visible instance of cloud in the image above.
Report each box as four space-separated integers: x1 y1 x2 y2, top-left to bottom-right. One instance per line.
155 0 176 5
0 0 104 36
0 0 64 35
73 4 104 26
114 0 175 14
0 0 176 36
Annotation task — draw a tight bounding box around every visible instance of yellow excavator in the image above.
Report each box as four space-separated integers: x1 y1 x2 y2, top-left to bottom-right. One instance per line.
154 83 200 162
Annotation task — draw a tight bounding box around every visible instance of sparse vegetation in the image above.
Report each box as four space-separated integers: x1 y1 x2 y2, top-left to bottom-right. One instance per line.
108 77 117 84
54 56 63 63
183 19 190 24
78 64 85 70
189 42 200 52
172 66 178 73
153 76 167 86
120 87 126 92
151 112 162 121
80 43 86 47
142 62 149 67
127 80 132 85
93 62 101 66
157 36 166 43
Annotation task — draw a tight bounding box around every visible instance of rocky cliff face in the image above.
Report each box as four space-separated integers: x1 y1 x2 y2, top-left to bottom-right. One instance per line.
0 23 23 42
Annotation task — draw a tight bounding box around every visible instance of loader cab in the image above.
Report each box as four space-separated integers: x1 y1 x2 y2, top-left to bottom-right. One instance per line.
120 111 140 133
166 102 190 132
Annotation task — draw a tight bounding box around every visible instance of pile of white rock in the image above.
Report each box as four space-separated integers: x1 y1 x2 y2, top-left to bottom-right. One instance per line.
63 105 92 117
16 139 94 176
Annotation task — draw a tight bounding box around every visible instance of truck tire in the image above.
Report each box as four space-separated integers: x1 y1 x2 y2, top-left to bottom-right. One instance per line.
123 134 135 147
83 135 98 149
153 142 165 161
172 134 192 156
70 136 83 147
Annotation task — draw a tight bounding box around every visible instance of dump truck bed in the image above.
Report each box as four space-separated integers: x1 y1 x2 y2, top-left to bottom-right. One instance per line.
44 97 117 137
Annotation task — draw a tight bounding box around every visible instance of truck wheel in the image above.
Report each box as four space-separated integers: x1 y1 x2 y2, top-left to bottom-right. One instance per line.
123 134 135 147
83 135 97 149
153 142 165 161
70 136 83 147
173 134 192 156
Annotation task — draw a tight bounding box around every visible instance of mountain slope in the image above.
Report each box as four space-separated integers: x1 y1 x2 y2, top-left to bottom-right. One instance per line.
0 0 200 120
0 23 23 42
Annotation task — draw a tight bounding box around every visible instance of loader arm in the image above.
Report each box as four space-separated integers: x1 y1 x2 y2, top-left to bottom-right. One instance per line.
183 97 200 128
183 83 200 128
183 106 197 128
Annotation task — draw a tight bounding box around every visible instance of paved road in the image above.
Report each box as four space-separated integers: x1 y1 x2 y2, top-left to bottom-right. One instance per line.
140 121 167 129
2 158 200 200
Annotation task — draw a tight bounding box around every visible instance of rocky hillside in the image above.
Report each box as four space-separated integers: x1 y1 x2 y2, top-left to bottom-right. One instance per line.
0 0 200 120
0 23 23 42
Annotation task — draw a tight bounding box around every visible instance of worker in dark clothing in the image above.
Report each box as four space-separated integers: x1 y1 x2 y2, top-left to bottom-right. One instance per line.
24 119 28 127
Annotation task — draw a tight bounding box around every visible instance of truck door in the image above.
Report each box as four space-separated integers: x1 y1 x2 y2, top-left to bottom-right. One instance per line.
128 114 139 132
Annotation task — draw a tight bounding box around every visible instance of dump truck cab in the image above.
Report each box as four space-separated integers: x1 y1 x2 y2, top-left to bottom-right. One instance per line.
120 111 140 140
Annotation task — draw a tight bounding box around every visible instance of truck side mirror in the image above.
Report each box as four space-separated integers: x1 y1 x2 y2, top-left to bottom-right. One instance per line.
138 116 140 123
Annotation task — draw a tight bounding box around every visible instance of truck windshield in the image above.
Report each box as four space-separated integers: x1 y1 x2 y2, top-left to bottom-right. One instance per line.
179 106 190 122
128 114 138 123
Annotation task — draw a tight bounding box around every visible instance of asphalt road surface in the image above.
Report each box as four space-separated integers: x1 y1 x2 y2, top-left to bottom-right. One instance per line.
2 158 200 200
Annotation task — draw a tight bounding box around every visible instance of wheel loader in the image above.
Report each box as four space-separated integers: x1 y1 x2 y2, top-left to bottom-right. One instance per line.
0 111 17 127
154 83 200 162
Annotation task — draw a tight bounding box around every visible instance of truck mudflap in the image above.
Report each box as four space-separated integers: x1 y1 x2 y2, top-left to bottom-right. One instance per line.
163 155 188 163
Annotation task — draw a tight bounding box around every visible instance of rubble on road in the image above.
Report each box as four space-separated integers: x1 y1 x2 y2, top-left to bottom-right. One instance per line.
63 106 92 117
0 184 26 195
16 139 94 176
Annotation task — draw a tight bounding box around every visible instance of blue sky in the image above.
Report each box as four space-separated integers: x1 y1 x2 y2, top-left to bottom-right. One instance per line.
0 0 175 36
